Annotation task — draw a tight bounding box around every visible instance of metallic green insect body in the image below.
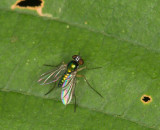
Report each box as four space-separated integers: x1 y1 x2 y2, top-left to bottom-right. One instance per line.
58 61 79 87
38 55 103 111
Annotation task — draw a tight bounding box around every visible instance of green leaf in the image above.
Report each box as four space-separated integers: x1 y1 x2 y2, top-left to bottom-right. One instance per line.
0 91 151 130
0 0 160 129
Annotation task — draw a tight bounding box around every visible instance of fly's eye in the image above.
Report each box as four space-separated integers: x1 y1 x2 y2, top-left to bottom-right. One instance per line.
72 55 78 59
78 59 84 65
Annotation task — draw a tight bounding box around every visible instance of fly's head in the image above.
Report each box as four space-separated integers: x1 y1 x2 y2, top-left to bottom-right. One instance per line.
67 55 84 73
72 55 84 65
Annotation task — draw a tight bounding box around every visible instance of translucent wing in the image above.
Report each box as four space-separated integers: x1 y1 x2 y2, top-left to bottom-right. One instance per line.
61 72 77 105
38 64 67 85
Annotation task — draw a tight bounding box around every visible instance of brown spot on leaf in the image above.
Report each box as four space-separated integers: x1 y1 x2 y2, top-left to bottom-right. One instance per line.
11 0 52 17
84 21 88 25
141 95 152 104
11 36 18 43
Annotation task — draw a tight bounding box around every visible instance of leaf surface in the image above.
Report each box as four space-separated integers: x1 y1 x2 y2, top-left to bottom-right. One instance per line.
0 0 160 129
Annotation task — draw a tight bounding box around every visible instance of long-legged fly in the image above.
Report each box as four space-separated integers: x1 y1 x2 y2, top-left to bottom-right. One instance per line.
38 55 103 111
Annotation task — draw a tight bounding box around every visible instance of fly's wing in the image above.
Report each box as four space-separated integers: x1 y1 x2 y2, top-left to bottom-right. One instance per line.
61 72 77 105
38 64 67 85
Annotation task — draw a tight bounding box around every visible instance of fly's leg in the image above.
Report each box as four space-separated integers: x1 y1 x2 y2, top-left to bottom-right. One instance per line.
43 62 65 67
43 64 58 67
76 75 103 98
77 66 102 72
45 82 56 95
77 66 87 72
86 67 102 70
74 92 77 112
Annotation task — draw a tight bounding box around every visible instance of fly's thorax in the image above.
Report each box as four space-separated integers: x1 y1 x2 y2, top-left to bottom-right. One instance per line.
67 60 79 73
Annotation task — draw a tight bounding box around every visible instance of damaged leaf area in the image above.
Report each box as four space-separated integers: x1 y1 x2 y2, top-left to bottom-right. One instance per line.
11 0 52 17
141 95 152 104
0 0 160 129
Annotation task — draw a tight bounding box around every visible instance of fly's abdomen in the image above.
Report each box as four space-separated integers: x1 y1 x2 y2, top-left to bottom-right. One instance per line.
58 60 78 87
58 73 70 87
